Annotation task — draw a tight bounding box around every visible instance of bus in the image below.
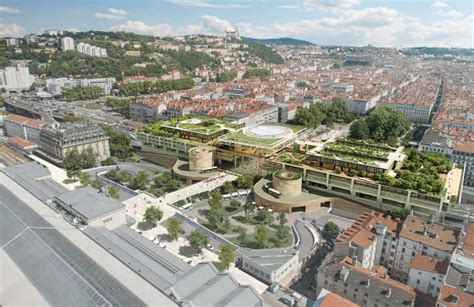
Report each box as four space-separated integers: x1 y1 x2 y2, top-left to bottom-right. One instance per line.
267 188 281 198
181 203 193 212
200 166 218 173
223 194 232 201
231 192 239 198
238 190 250 197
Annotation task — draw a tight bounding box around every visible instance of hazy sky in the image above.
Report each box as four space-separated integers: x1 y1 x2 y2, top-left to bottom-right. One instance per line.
0 0 472 47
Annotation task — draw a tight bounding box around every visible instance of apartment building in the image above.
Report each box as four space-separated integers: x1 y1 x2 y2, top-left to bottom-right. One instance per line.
38 124 110 162
393 216 458 282
76 42 107 57
60 37 75 51
3 114 43 144
0 64 35 91
407 255 448 297
130 97 168 123
438 219 474 306
335 211 401 272
316 254 416 307
46 77 116 95
452 141 474 187
378 102 434 124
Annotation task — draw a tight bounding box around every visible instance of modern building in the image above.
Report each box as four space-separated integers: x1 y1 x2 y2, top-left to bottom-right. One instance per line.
38 124 110 163
76 42 107 57
46 77 116 95
130 98 168 123
60 37 75 51
407 255 448 297
3 114 43 144
53 186 125 229
237 247 299 284
5 37 20 47
0 64 35 91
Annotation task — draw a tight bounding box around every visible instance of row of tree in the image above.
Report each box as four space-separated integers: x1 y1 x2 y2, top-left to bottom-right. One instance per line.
291 97 355 128
349 107 410 144
63 85 104 101
118 77 195 96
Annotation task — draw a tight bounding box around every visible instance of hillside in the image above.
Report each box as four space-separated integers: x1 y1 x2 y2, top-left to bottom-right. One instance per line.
243 37 313 46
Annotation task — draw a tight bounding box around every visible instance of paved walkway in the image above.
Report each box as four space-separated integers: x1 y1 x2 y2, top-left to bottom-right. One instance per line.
28 155 81 190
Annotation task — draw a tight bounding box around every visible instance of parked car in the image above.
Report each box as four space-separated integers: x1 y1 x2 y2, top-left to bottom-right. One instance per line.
206 244 215 251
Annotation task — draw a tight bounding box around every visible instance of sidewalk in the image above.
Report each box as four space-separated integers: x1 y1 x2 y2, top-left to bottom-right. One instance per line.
28 155 81 190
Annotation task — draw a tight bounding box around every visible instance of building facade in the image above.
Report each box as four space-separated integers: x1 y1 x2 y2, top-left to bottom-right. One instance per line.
39 124 110 162
60 37 75 51
3 114 43 144
46 77 116 95
407 255 448 298
0 64 35 91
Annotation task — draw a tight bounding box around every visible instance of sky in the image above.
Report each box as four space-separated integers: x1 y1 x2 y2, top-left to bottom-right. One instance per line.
0 0 472 48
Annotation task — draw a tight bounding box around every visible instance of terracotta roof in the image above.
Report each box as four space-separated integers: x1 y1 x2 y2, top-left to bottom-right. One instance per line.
453 141 474 154
336 211 401 249
320 292 360 307
8 136 38 148
6 114 43 128
437 285 474 307
400 216 457 253
461 223 474 259
410 255 449 275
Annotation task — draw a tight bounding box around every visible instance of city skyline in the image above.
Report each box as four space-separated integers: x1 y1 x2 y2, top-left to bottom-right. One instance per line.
0 0 472 48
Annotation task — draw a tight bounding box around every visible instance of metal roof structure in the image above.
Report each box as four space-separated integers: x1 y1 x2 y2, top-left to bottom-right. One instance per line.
0 161 67 203
0 185 145 307
54 186 124 221
85 225 266 307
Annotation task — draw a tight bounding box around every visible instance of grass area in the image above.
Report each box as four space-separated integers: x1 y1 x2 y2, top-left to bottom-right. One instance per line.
223 131 281 145
324 140 391 160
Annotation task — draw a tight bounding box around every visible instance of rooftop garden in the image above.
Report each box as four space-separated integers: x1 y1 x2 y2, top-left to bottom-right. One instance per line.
374 149 453 195
221 131 281 146
140 115 240 138
274 171 301 180
324 139 391 161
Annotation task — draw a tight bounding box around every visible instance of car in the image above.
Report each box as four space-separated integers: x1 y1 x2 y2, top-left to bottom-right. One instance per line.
206 244 215 251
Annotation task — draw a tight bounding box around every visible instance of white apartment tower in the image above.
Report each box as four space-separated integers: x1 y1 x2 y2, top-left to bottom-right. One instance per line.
61 37 75 51
0 64 35 91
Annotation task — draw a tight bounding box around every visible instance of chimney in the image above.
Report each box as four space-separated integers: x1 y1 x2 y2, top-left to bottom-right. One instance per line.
352 255 357 266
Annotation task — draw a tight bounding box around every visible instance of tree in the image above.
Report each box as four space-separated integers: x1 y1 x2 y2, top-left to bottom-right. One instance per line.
143 206 163 227
255 209 274 225
278 212 288 226
384 208 410 221
207 206 227 233
243 68 271 80
275 226 291 247
100 124 132 159
108 186 120 199
237 227 247 245
66 169 81 180
236 175 254 189
128 170 150 190
208 191 224 210
78 172 91 186
255 225 269 248
188 231 209 254
166 217 183 241
63 85 104 101
218 244 236 270
322 222 340 241
91 179 104 189
229 200 241 210
365 107 410 142
101 157 117 166
63 148 83 172
350 120 369 139
243 202 255 221
221 181 234 194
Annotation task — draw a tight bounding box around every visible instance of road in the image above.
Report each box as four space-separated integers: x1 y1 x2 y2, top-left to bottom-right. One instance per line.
294 220 316 261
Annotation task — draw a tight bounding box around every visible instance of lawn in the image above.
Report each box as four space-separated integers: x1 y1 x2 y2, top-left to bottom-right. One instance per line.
222 131 281 145
228 226 293 249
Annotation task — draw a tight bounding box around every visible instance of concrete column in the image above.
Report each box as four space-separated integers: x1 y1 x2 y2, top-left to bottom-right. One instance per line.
350 178 355 197
405 190 412 210
376 184 382 208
